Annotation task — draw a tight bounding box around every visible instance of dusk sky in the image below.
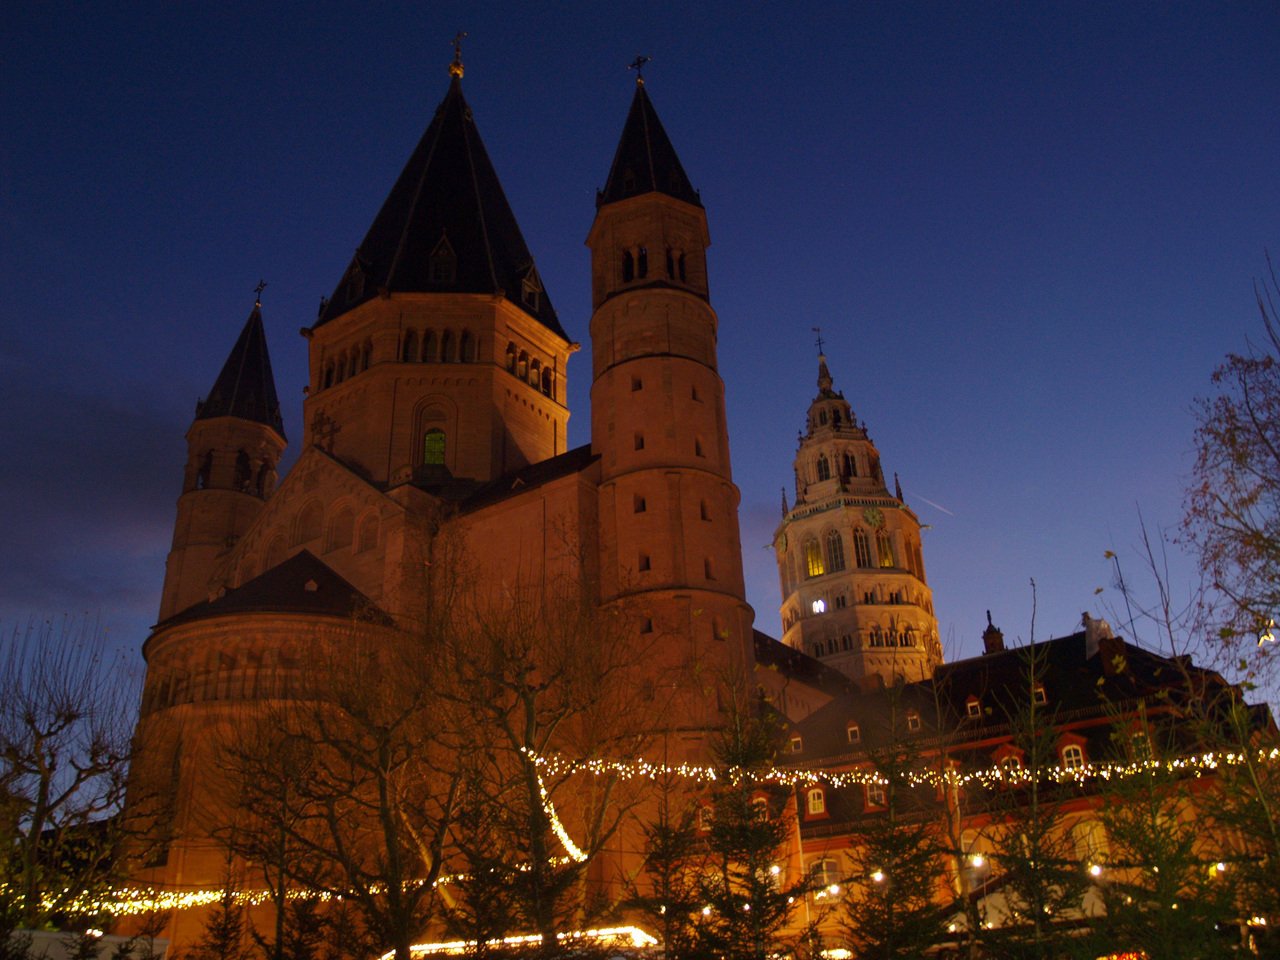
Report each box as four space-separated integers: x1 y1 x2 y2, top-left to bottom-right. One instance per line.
3 3 1278 671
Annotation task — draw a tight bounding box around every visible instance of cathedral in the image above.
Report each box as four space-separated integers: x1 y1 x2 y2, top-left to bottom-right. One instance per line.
128 49 1249 957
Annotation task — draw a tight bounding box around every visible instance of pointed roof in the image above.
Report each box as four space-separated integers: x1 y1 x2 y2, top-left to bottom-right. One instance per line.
599 81 701 208
196 300 285 438
157 550 391 628
315 77 565 338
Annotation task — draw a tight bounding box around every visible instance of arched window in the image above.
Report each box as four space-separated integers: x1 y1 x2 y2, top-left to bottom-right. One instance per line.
196 450 213 489
843 453 856 477
622 250 634 282
423 429 446 466
666 247 675 278
825 530 845 571
348 352 358 378
876 531 895 568
422 330 436 362
637 246 648 278
505 342 517 373
854 529 873 568
541 367 553 397
517 351 529 379
234 450 251 491
335 352 346 382
1061 745 1085 771
804 538 824 578
816 455 831 481
806 788 826 817
361 341 372 370
402 332 417 363
529 358 541 387
459 330 474 363
678 253 687 282
440 330 454 363
323 363 334 389
818 409 828 426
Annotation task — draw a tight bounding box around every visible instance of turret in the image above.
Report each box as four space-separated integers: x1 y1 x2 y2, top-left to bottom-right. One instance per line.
773 353 941 686
158 297 286 620
588 75 754 740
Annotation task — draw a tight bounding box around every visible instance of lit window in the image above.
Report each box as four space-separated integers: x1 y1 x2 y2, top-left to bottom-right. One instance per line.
811 858 839 888
966 698 982 719
876 530 895 568
812 598 826 614
846 723 860 744
805 539 825 578
806 787 825 816
1062 745 1085 771
790 736 803 753
423 429 445 466
866 782 886 807
999 755 1022 776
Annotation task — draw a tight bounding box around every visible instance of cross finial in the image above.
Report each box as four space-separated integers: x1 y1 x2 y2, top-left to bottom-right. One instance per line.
811 326 825 355
628 55 652 86
450 31 467 79
254 279 267 305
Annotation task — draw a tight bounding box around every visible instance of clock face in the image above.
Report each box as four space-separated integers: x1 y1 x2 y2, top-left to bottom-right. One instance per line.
863 507 884 528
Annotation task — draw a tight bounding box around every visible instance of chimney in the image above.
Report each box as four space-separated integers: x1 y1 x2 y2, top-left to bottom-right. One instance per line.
982 611 1005 655
1083 612 1125 675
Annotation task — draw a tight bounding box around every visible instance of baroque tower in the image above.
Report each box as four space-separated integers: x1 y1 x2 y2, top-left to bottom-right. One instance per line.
587 76 754 736
159 297 286 620
773 354 940 685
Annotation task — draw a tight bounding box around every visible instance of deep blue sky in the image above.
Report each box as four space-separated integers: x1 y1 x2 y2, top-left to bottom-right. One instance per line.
3 3 1277 668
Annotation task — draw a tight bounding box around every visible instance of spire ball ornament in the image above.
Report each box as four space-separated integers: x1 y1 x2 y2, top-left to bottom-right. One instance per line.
449 31 467 79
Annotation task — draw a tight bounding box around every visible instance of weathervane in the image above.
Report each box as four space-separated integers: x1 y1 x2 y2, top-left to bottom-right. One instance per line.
812 326 825 355
450 31 467 79
254 279 267 305
628 55 652 85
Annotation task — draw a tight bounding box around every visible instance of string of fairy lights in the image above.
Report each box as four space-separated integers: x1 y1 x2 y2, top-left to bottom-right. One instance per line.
29 743 1280 920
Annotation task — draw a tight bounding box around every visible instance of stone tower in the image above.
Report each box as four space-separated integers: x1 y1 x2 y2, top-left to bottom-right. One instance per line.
773 354 941 685
587 77 755 738
303 59 573 490
158 297 286 620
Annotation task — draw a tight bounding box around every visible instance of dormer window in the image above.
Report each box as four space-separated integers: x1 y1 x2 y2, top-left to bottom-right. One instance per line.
789 736 803 754
846 723 861 744
906 710 921 732
1033 684 1047 705
521 268 543 311
966 696 982 719
429 233 457 283
806 787 825 816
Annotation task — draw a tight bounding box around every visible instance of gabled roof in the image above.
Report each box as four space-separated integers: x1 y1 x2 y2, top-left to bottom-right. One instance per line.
196 301 285 437
461 444 600 512
316 78 565 338
599 82 701 208
157 550 390 629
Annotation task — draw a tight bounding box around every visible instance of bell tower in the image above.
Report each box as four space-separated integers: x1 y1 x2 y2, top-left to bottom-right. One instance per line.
588 75 754 737
159 295 286 620
773 353 941 685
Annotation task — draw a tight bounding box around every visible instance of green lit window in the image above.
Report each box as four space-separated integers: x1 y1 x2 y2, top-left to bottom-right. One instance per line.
423 429 445 466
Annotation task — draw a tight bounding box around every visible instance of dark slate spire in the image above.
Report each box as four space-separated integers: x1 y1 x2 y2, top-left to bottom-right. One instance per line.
599 80 701 209
315 75 565 337
196 299 285 438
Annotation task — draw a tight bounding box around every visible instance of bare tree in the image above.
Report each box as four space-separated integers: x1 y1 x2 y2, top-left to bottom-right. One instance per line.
0 619 145 930
1184 254 1280 677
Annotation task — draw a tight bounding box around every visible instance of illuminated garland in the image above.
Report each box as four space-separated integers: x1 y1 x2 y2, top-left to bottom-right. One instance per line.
524 745 1280 792
380 926 657 958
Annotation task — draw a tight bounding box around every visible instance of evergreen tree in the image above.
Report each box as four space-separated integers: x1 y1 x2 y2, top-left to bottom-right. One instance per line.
627 774 706 960
693 693 805 960
189 870 250 960
842 691 951 960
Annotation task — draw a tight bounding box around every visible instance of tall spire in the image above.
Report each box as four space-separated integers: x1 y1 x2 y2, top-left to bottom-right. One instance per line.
316 70 564 337
197 296 285 438
599 80 701 208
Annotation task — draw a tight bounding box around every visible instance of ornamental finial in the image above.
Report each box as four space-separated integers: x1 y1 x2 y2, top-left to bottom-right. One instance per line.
628 55 652 86
253 279 267 306
449 31 467 79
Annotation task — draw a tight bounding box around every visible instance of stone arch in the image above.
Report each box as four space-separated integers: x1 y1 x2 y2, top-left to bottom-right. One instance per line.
295 500 323 545
327 503 356 552
356 511 379 553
